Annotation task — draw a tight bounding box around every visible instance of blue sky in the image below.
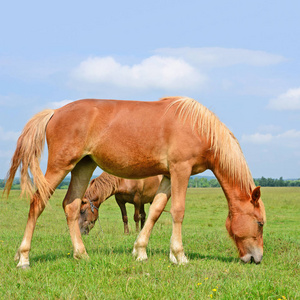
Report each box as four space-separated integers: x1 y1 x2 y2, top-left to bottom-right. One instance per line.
0 0 299 179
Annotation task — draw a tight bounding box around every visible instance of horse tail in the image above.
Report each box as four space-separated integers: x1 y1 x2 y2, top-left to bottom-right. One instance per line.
4 109 55 205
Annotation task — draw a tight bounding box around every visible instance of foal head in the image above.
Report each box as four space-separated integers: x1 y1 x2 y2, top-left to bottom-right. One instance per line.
225 186 266 264
78 196 100 235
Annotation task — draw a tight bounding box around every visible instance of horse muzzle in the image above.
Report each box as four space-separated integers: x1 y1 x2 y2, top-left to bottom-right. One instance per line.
240 248 263 264
79 221 95 235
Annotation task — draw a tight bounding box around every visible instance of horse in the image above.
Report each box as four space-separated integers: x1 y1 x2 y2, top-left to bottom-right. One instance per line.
4 96 266 269
79 172 162 234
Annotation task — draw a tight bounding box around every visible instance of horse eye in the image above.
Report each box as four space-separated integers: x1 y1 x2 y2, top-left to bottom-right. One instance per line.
257 221 264 227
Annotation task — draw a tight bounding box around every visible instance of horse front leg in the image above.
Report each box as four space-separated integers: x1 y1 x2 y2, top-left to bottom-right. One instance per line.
63 157 96 259
133 176 171 261
169 167 190 265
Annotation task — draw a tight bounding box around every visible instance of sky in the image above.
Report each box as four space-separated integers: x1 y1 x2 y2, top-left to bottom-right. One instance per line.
0 0 299 179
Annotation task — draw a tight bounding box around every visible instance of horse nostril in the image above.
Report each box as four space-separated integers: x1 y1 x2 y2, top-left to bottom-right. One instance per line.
250 256 262 264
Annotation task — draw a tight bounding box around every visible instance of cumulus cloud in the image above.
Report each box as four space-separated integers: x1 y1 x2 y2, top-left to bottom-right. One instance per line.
0 126 20 141
242 133 273 144
242 129 300 146
70 55 206 91
155 47 286 67
48 100 73 109
268 88 300 110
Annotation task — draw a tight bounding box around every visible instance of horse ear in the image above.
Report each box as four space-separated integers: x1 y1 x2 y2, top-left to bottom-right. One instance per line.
251 186 261 204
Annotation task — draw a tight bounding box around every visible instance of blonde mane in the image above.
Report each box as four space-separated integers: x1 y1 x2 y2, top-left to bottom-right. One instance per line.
164 97 253 193
85 172 121 202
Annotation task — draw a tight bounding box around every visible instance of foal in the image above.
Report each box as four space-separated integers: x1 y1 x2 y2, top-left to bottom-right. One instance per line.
79 172 163 234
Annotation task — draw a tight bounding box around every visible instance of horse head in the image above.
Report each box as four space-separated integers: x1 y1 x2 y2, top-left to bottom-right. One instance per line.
225 186 266 264
78 196 100 235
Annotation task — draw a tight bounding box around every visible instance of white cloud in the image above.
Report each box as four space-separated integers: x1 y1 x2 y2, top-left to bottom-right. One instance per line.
242 133 273 144
70 55 206 91
277 129 300 139
242 129 300 146
268 88 300 110
155 47 286 68
48 100 73 109
0 126 20 141
257 124 282 134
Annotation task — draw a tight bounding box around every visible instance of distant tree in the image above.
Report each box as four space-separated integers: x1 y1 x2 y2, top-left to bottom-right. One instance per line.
209 179 220 187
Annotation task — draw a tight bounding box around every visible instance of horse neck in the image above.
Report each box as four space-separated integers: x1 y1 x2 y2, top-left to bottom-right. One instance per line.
211 164 253 211
86 175 121 206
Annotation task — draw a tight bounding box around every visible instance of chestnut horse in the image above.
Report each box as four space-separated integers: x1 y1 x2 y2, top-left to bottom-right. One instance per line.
5 96 266 268
79 172 162 234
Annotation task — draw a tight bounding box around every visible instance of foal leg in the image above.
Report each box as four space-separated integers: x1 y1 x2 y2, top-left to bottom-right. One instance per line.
140 204 146 230
116 196 129 234
169 167 190 265
62 157 96 259
133 176 171 261
15 168 69 269
133 204 141 233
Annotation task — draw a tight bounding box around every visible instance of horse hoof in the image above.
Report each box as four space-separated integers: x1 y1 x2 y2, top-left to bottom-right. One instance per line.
14 251 20 262
178 256 189 265
169 251 189 265
136 256 148 262
132 246 147 261
74 252 90 260
17 264 30 270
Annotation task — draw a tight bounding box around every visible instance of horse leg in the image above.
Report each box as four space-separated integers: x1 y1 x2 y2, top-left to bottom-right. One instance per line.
62 156 97 259
132 176 171 261
116 196 129 234
133 203 140 233
15 168 69 269
140 204 146 230
169 167 190 265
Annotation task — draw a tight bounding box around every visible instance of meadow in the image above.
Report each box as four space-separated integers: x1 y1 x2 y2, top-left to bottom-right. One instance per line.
0 187 299 299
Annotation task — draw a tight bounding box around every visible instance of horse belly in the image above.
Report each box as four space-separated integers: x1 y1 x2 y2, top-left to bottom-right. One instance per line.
90 137 169 179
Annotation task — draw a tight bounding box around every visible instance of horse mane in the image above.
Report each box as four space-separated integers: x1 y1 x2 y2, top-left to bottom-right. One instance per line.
85 172 122 202
163 96 254 193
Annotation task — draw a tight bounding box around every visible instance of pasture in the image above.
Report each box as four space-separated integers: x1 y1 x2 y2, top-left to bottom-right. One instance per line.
0 187 299 299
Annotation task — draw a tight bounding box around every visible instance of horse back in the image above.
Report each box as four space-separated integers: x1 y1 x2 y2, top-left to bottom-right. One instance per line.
46 99 207 178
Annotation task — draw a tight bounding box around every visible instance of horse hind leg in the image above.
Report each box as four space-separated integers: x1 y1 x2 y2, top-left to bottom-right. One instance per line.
116 196 129 234
15 168 70 269
62 156 97 259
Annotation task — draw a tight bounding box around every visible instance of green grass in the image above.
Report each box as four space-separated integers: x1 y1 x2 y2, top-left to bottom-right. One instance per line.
0 187 299 299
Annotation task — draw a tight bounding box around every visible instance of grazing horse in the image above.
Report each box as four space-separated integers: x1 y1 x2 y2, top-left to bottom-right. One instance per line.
79 172 162 234
5 96 266 269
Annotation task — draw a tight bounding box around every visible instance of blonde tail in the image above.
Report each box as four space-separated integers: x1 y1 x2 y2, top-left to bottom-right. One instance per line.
4 109 55 205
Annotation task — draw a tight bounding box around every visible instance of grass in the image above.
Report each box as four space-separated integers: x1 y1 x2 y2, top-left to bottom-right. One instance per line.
0 187 299 299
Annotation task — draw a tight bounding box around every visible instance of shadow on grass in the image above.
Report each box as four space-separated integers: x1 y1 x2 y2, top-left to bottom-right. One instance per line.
87 246 239 264
187 252 238 263
31 251 70 264
29 245 238 265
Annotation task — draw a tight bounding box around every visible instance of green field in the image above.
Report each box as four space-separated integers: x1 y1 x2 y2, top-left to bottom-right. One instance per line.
0 187 299 299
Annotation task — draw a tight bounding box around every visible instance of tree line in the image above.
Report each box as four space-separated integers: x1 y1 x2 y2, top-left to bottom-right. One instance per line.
188 176 300 188
0 178 70 190
0 176 299 190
